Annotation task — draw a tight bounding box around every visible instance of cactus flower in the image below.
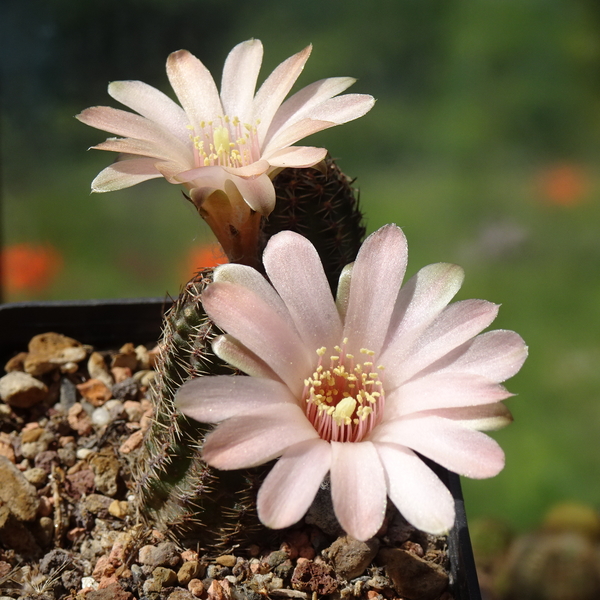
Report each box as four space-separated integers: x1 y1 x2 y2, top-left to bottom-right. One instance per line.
176 224 527 540
77 40 374 265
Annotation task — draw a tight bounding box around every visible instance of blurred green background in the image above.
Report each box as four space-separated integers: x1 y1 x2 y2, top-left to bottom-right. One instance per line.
2 0 600 534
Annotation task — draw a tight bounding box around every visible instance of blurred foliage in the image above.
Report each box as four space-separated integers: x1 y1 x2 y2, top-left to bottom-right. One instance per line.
2 0 600 531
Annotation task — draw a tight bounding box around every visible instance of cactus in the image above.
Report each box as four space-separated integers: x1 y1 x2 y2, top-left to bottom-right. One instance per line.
264 157 366 291
134 157 365 550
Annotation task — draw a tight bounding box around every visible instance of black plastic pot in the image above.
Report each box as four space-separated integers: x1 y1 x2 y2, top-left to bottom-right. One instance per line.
0 298 482 600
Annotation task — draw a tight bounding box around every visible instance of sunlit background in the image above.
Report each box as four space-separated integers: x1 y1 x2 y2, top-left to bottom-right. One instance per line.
2 0 600 579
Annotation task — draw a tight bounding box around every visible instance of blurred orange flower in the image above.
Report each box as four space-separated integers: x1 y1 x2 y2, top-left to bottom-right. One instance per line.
183 243 227 280
538 164 588 207
0 243 63 296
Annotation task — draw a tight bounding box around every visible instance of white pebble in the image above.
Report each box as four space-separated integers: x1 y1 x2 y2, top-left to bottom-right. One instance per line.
81 576 98 590
76 448 95 460
91 407 111 426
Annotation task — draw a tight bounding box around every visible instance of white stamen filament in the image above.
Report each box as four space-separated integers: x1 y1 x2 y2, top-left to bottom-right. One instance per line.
188 115 261 169
303 339 386 443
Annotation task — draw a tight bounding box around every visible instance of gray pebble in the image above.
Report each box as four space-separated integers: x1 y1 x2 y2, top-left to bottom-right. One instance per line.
325 535 380 580
57 444 77 467
59 377 78 410
112 377 139 400
105 399 126 420
138 542 181 568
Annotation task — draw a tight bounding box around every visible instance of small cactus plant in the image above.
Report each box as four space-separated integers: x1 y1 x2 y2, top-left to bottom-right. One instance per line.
134 158 365 550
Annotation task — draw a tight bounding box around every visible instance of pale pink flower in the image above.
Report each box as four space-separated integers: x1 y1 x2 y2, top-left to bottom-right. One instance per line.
176 225 527 540
77 40 374 264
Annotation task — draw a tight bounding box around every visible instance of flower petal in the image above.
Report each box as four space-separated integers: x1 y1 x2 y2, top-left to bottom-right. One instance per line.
202 281 312 396
299 93 376 125
253 45 312 143
343 224 408 357
263 231 343 350
228 174 276 216
77 106 189 157
265 76 357 142
424 330 528 383
262 118 337 157
385 372 513 418
330 441 387 541
220 39 264 123
175 375 296 422
257 438 331 529
380 263 464 374
264 95 374 155
376 442 455 534
385 299 500 387
336 263 354 321
213 263 290 321
202 403 319 469
212 335 282 380
91 137 189 164
107 80 190 144
265 146 327 168
421 403 514 431
175 164 227 185
372 415 505 479
90 158 163 192
166 50 223 126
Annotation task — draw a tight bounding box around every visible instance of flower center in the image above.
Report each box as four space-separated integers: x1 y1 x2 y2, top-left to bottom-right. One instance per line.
302 338 386 443
188 116 261 169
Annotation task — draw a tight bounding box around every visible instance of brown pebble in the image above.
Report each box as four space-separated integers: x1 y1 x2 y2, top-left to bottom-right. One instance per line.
207 579 229 600
153 566 178 588
119 430 144 454
93 555 115 580
377 547 448 600
88 352 114 387
326 535 380 579
112 344 137 371
291 559 338 595
112 366 132 383
59 435 75 447
0 371 49 408
298 545 316 560
4 351 27 372
0 455 40 521
108 499 129 519
109 532 133 565
181 549 199 562
24 332 86 376
21 426 43 444
86 581 133 600
90 449 121 497
0 505 41 555
0 432 16 463
66 469 96 499
188 578 204 597
215 554 236 567
123 400 144 422
67 403 93 436
67 526 87 542
77 378 112 406
37 495 53 517
177 561 203 585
